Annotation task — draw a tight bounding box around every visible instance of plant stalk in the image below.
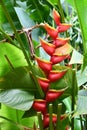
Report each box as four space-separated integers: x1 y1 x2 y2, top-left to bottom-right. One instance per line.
37 112 44 130
56 103 62 130
49 104 53 130
80 115 83 130
71 69 77 130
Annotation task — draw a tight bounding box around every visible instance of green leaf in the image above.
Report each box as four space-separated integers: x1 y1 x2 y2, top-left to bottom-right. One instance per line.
74 0 87 70
0 42 27 77
0 0 22 33
76 67 87 86
0 89 34 110
0 66 36 90
75 89 87 115
27 0 50 23
69 49 83 65
0 104 22 130
46 0 58 6
15 7 35 28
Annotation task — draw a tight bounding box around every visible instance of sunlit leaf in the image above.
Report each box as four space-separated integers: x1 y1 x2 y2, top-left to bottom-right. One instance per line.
77 67 87 87
74 0 87 70
0 42 27 77
69 49 83 65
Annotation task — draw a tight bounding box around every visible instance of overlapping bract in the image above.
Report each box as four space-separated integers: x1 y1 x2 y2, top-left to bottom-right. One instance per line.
32 9 72 128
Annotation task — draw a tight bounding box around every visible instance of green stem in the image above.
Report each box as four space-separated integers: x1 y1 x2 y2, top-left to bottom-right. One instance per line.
84 115 87 130
80 115 83 130
49 104 53 130
4 55 14 70
57 0 65 23
0 0 44 98
56 103 62 130
37 112 44 130
71 69 77 130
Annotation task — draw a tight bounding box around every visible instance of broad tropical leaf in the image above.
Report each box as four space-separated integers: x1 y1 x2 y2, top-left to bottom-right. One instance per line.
75 90 87 115
69 49 83 65
0 42 27 77
0 89 34 110
77 67 87 86
0 66 36 90
74 0 87 70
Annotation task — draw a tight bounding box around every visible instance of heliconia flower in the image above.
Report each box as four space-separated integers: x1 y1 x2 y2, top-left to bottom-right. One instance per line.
50 55 69 64
53 37 70 47
32 99 47 114
36 56 52 73
58 23 72 33
53 9 60 26
44 23 58 39
40 38 55 56
53 43 73 56
38 77 50 92
48 70 67 82
65 126 70 130
43 113 66 128
43 114 57 128
45 89 67 102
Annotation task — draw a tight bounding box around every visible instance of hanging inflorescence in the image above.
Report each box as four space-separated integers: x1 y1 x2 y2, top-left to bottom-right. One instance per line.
32 9 72 129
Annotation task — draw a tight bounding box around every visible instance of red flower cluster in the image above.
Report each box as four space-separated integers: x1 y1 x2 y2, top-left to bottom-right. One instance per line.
32 9 72 128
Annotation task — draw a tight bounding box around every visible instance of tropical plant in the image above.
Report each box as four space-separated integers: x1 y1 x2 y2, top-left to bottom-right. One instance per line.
0 0 87 130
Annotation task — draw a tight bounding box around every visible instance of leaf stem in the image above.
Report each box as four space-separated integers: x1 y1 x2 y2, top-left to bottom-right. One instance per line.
49 104 53 130
71 69 77 130
56 103 62 130
37 112 44 130
4 55 14 70
80 115 84 130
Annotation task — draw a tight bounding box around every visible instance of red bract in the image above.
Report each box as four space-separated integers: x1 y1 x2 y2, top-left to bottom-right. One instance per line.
36 56 52 73
54 37 70 47
54 43 72 56
43 113 66 128
48 70 67 82
43 114 57 128
53 9 60 26
65 126 70 130
58 23 72 33
40 38 55 56
44 23 58 39
51 55 69 64
38 77 50 92
32 100 47 114
45 89 65 102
